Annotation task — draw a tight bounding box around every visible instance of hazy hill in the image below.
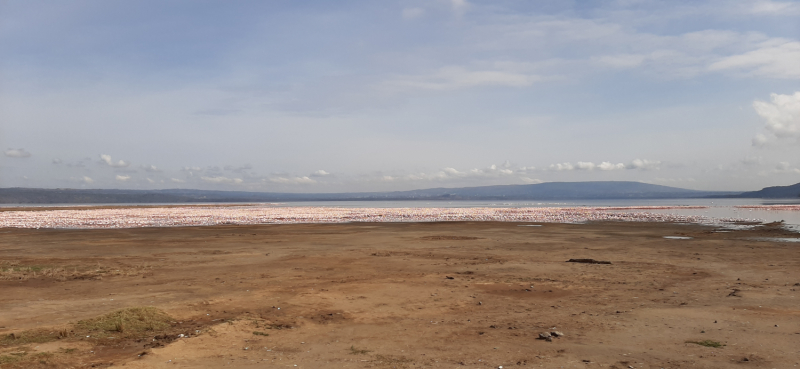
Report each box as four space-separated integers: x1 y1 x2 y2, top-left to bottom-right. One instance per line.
0 181 735 204
736 182 800 198
373 181 726 200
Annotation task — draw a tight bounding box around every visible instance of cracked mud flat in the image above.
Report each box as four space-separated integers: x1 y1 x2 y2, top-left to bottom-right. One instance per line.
1 221 799 368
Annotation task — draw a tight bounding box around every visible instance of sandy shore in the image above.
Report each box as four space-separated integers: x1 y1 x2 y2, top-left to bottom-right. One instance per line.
1 221 799 368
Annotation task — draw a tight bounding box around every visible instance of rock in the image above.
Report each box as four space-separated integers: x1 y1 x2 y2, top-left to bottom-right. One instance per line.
566 258 611 264
551 331 564 337
538 332 552 341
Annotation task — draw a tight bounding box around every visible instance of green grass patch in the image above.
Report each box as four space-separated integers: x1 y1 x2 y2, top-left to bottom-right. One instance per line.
73 307 172 339
686 339 725 348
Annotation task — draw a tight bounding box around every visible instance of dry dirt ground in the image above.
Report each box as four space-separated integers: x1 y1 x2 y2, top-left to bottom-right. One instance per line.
1 221 799 368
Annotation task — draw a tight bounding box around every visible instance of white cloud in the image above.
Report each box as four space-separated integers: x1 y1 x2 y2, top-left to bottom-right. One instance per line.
82 176 94 184
520 177 543 184
402 7 424 19
142 165 160 172
269 176 315 184
146 178 155 183
650 177 696 183
752 133 770 147
311 169 330 177
594 54 647 68
752 92 800 144
202 176 243 184
775 161 800 173
549 159 657 171
387 66 540 91
170 178 185 183
4 148 31 158
115 175 131 181
549 162 575 171
449 0 469 15
746 0 800 15
709 41 800 79
626 159 661 170
598 161 626 170
99 154 130 168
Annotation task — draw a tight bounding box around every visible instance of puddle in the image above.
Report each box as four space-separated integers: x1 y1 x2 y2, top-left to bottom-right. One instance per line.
745 237 800 243
663 236 693 240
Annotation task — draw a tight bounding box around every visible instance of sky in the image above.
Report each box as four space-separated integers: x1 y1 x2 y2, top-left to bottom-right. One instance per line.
1 0 799 193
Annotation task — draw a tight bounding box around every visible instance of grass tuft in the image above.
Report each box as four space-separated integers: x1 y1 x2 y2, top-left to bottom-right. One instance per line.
73 307 172 338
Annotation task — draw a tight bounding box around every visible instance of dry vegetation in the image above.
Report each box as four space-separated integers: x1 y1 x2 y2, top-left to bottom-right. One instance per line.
0 260 151 281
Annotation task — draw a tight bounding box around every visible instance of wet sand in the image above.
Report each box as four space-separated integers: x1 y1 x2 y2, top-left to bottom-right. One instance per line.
1 221 799 368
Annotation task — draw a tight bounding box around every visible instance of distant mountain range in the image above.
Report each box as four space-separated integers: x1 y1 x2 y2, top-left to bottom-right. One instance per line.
733 182 800 198
1 180 779 204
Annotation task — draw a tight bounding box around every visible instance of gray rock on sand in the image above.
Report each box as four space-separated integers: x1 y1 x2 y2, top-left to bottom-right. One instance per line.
551 331 564 337
539 332 553 341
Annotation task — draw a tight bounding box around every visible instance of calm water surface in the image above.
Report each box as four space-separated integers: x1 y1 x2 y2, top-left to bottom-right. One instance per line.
3 198 800 230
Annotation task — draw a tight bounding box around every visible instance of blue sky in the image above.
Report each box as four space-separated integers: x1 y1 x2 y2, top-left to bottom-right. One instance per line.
1 0 799 192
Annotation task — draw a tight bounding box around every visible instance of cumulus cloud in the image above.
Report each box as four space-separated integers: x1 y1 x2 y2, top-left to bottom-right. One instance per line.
201 176 243 184
99 154 130 168
752 92 800 146
598 162 626 170
549 159 659 171
82 176 94 184
311 169 330 177
626 159 661 170
549 162 575 171
436 164 515 179
116 175 131 181
269 176 315 184
4 148 31 158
